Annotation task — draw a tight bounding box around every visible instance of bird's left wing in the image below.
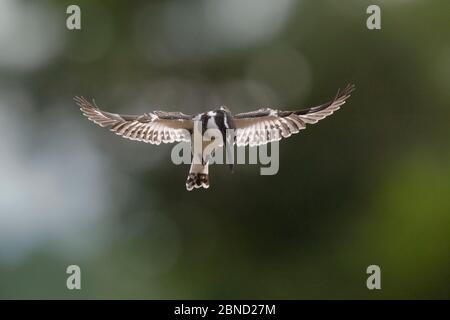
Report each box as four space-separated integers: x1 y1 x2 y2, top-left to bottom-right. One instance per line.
233 84 355 146
75 97 194 144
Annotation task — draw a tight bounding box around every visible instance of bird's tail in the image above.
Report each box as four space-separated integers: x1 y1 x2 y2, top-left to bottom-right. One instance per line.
186 163 209 191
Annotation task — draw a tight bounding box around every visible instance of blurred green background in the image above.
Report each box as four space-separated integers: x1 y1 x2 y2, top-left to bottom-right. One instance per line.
0 0 449 299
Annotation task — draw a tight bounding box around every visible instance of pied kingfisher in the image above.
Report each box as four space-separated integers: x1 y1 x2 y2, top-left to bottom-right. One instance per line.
76 84 355 191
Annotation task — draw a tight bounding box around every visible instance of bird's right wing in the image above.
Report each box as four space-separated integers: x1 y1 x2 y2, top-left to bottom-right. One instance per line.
233 84 355 146
75 97 194 144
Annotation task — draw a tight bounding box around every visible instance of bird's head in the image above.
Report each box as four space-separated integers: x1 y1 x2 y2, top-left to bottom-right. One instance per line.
218 106 231 113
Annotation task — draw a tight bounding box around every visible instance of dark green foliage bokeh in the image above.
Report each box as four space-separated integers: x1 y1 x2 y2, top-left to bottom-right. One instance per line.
0 0 449 299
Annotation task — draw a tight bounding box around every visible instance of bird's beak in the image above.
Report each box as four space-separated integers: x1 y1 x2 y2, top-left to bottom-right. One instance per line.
225 135 234 173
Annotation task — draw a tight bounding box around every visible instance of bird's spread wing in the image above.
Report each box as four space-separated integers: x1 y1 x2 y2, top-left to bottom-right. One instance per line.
233 84 355 146
75 97 194 144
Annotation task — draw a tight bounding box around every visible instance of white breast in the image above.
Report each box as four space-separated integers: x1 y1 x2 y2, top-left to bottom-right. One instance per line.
206 116 218 129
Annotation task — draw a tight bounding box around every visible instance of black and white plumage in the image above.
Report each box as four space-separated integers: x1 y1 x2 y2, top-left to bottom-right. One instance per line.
76 83 355 191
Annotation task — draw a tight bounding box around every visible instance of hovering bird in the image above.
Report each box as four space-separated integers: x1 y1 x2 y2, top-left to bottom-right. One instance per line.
76 84 355 191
